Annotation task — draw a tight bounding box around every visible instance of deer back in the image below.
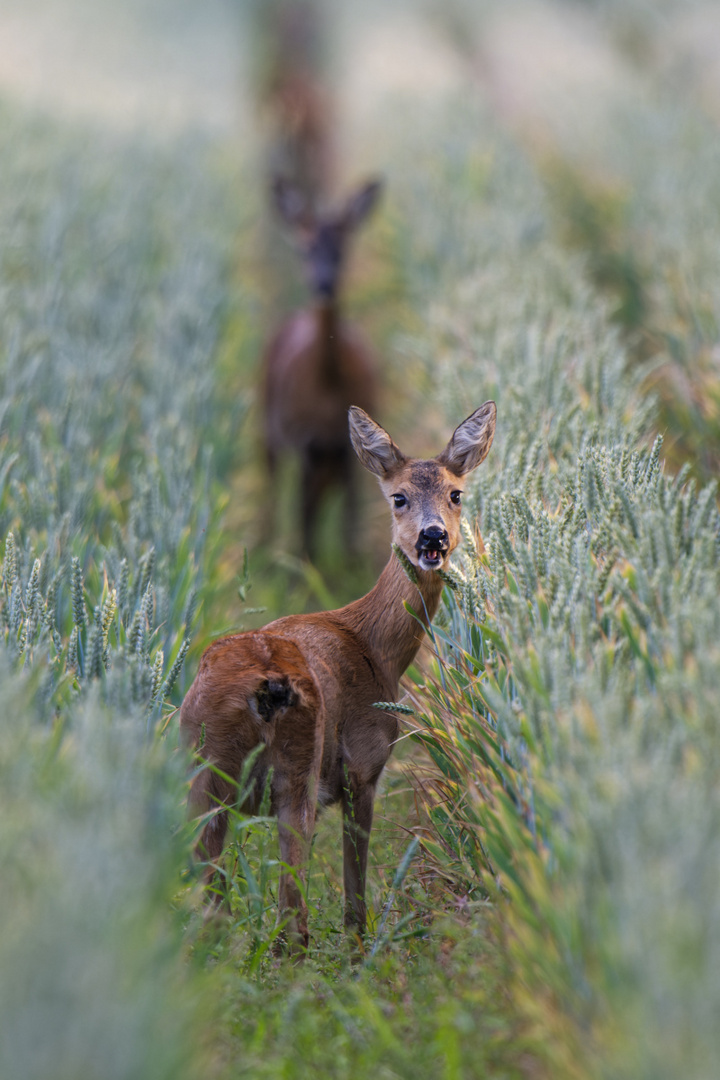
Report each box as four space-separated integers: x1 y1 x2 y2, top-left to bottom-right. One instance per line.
181 632 324 817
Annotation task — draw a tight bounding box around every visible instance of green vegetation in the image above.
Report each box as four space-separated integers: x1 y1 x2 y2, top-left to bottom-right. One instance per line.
0 106 242 1080
403 128 720 1072
1 2 719 1077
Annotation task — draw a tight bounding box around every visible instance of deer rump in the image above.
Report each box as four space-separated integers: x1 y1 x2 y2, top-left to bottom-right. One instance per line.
182 635 322 827
182 622 396 854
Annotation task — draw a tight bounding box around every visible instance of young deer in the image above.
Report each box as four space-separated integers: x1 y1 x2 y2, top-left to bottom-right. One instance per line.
262 176 382 559
180 402 496 951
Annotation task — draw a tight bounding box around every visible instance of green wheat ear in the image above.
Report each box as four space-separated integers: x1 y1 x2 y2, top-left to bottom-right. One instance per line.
372 701 416 715
100 589 117 653
67 626 79 673
2 531 17 594
150 649 164 702
87 613 104 680
161 638 189 701
392 543 419 584
437 567 463 591
70 557 86 629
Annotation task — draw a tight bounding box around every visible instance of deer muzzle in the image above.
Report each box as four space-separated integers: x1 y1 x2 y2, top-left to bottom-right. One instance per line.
416 526 449 571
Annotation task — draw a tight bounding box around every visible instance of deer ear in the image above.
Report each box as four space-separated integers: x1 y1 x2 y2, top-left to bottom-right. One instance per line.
348 406 406 477
271 176 314 230
436 401 497 476
342 179 383 231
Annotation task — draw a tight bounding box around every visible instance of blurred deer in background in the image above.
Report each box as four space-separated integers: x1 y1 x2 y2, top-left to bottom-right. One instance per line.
255 0 333 212
180 401 496 953
262 176 383 559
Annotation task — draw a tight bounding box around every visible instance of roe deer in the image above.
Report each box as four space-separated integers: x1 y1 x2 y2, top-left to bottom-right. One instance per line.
262 176 382 559
257 0 333 211
180 402 496 952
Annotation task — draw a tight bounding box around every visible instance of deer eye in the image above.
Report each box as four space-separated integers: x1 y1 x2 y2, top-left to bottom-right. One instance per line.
450 490 462 505
392 494 407 509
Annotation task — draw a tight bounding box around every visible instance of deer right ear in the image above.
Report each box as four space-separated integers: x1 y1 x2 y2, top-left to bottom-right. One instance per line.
436 401 497 476
342 179 383 231
272 176 314 230
348 407 406 477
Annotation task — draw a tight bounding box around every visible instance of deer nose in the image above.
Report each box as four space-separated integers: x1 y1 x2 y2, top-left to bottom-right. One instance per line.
417 526 449 551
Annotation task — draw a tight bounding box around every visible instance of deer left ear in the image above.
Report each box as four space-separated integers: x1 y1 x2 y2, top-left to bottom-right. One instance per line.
436 401 497 476
348 406 406 477
342 179 383 231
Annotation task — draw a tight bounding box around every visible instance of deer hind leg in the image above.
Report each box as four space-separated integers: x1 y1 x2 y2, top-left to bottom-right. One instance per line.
341 778 376 940
275 797 318 956
268 681 325 956
187 766 239 907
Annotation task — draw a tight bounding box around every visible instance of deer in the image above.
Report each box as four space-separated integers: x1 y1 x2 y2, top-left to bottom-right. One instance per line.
180 401 497 953
262 176 383 559
257 0 333 213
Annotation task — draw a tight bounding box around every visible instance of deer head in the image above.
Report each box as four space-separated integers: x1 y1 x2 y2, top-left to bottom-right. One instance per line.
348 403 497 572
272 176 383 301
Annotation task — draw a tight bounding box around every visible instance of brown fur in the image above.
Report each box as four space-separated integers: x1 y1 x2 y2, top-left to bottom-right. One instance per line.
180 403 496 952
262 179 383 559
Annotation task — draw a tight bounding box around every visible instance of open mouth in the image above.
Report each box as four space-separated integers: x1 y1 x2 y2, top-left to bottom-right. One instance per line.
418 546 445 571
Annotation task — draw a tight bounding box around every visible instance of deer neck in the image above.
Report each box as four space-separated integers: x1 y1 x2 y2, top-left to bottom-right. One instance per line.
315 299 341 388
342 551 446 687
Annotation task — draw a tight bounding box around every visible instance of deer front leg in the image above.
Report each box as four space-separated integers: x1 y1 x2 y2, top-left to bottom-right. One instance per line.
341 781 375 939
276 799 317 955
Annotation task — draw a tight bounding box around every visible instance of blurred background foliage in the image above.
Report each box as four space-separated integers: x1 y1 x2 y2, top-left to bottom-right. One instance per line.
1 0 719 1077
